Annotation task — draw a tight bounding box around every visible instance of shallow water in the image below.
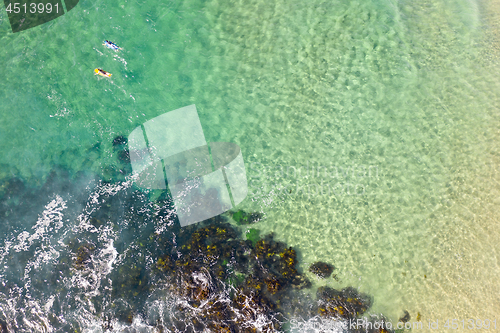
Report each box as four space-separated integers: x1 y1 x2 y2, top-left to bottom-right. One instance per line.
1 0 500 331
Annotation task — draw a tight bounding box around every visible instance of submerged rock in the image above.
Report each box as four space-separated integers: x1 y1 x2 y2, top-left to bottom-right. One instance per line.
112 135 128 146
399 310 410 323
245 228 260 246
117 149 130 163
73 244 95 271
309 261 335 278
110 248 149 304
153 222 315 331
230 210 263 225
316 286 372 320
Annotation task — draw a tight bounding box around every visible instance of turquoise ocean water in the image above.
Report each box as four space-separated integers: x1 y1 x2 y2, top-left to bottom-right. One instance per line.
1 0 500 331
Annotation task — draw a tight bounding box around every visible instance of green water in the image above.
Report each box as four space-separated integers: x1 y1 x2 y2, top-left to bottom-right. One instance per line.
1 0 500 329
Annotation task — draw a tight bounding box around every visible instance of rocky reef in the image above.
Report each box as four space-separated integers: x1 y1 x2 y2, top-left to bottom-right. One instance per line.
316 286 370 319
147 215 376 332
153 219 289 331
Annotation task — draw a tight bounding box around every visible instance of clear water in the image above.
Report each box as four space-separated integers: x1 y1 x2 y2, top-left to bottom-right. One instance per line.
1 0 500 331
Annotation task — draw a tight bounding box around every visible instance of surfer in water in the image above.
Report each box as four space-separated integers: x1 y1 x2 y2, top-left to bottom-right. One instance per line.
94 68 112 77
103 40 122 51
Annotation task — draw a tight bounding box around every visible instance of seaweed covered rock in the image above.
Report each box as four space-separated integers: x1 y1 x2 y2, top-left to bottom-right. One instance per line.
316 286 371 320
230 210 263 225
111 262 149 301
167 278 282 332
109 232 150 303
73 243 95 271
245 228 260 246
155 223 249 304
117 149 130 163
153 222 309 331
111 135 132 176
309 261 335 278
231 288 281 332
399 310 410 323
0 177 24 201
150 217 379 332
112 135 128 147
251 236 311 292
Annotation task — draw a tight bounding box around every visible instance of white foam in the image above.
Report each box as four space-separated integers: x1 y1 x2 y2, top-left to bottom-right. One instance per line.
14 195 67 252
